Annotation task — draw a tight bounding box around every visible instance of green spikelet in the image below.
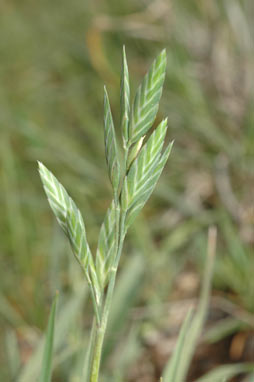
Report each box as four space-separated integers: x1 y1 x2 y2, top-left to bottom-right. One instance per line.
128 49 167 146
38 162 101 306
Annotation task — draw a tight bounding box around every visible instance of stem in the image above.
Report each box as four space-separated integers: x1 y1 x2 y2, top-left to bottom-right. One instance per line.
90 143 129 382
90 211 126 382
90 323 107 382
87 275 101 327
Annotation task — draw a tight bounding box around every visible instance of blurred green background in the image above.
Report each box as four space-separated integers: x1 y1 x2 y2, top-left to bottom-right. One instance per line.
0 0 253 381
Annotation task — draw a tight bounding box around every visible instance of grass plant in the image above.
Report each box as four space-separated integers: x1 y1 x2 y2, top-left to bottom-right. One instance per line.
39 47 173 381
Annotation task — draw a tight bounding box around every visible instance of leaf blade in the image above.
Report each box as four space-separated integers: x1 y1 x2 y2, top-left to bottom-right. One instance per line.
196 363 254 382
39 292 58 382
164 227 217 382
163 308 194 382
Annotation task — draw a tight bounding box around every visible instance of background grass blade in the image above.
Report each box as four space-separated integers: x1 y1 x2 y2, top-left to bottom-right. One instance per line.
5 329 21 380
128 49 167 145
39 291 58 382
80 320 97 382
18 286 87 382
196 363 254 382
163 227 217 382
162 308 194 381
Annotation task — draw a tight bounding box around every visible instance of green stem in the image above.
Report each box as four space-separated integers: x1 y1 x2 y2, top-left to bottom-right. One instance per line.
90 211 126 382
90 322 107 382
87 275 101 327
90 142 129 382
